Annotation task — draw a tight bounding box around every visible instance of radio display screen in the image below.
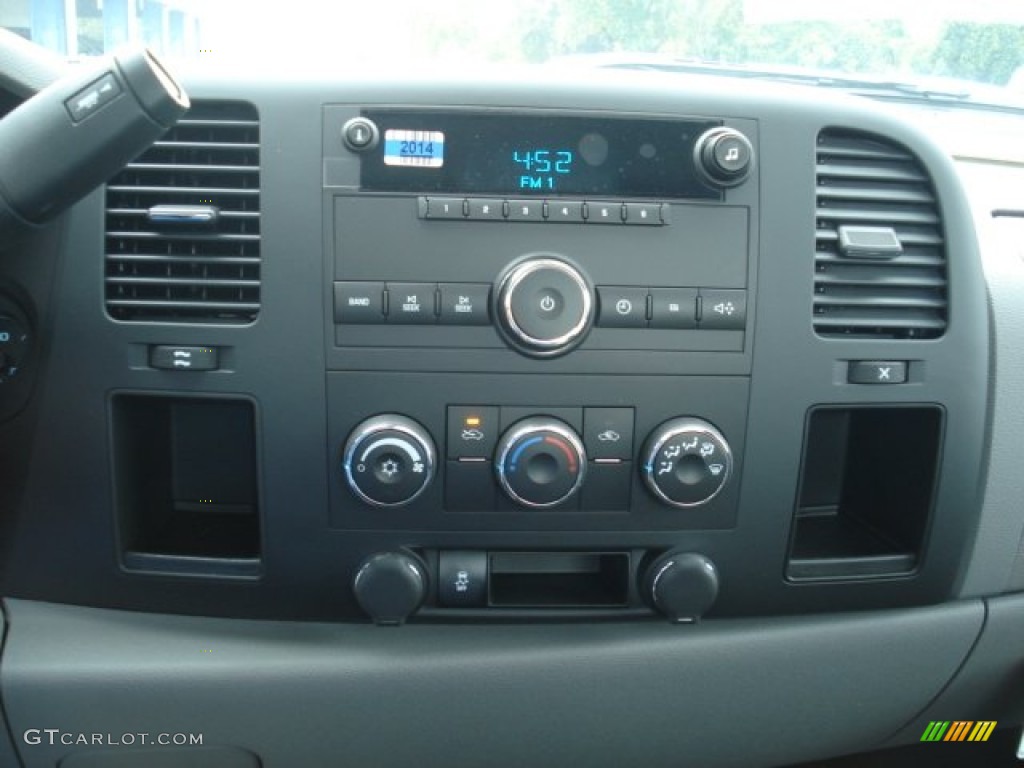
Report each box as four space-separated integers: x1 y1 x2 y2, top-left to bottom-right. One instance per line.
360 110 722 200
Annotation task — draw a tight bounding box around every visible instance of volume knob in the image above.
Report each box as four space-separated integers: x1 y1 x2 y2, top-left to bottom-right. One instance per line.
494 256 595 358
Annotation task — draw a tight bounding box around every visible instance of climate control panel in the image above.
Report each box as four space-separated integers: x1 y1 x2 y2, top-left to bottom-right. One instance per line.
338 402 738 520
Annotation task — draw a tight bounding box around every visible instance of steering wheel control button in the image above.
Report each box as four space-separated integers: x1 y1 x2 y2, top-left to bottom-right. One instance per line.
695 127 755 187
0 316 30 382
597 286 649 328
438 283 491 326
495 258 595 357
848 360 908 385
334 281 386 324
643 552 719 623
447 406 499 459
65 72 123 123
438 551 488 607
583 407 634 462
424 197 467 219
650 288 698 329
642 418 733 508
699 289 747 330
341 117 379 152
353 551 427 625
149 345 218 372
343 415 436 507
506 199 545 222
495 418 586 508
386 282 437 324
623 202 665 226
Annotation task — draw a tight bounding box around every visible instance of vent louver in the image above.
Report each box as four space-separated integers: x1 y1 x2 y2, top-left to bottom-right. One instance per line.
105 101 260 323
814 129 947 338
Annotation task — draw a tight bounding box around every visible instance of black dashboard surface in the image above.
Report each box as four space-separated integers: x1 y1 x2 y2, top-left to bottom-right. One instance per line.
0 66 1021 768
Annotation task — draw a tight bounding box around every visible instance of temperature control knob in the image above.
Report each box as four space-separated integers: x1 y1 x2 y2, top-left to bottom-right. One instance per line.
642 417 732 508
694 127 754 187
495 417 586 508
494 257 595 358
343 415 436 507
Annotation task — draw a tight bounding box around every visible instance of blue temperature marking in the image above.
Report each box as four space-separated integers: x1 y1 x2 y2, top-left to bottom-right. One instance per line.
508 436 543 472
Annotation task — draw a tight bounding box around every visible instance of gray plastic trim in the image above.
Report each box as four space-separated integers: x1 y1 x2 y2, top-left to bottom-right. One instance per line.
959 214 1024 596
2 598 983 768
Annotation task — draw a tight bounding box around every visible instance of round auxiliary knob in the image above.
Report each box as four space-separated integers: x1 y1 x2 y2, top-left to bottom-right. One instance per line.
694 127 754 187
642 417 733 508
643 551 719 623
353 551 428 625
494 257 595 357
342 415 436 507
341 116 379 152
495 417 586 508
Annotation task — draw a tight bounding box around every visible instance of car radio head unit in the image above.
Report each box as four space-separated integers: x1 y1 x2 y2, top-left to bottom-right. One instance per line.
357 110 723 199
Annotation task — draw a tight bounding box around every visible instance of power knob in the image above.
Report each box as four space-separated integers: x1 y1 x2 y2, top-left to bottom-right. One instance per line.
642 417 733 508
694 127 754 188
342 415 436 507
494 256 595 358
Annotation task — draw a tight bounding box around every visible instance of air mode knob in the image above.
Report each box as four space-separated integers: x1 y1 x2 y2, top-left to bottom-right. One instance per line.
694 127 754 187
495 417 586 508
343 415 436 507
494 256 595 358
642 417 733 508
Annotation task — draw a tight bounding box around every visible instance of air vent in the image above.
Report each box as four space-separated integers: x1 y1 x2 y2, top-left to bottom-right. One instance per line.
105 101 260 323
814 129 947 338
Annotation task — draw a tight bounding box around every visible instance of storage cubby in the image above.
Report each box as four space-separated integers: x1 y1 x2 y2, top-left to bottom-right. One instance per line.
112 394 261 575
787 406 943 581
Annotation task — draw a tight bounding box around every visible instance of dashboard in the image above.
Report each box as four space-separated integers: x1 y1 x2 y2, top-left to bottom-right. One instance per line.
0 58 1023 768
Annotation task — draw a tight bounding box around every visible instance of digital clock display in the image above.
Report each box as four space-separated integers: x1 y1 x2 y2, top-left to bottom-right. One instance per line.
360 111 721 200
510 149 574 191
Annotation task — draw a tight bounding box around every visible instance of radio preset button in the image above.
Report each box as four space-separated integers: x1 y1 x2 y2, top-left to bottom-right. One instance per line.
585 202 624 224
467 198 504 220
424 197 467 219
650 287 698 329
506 199 545 221
597 286 649 328
546 200 585 222
624 202 664 226
334 281 386 324
387 282 437 324
439 283 491 325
